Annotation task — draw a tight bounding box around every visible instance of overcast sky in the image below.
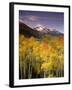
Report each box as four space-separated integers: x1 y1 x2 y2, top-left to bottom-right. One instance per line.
19 10 64 33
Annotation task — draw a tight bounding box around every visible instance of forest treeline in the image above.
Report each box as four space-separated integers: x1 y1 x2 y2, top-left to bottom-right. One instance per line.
19 34 64 79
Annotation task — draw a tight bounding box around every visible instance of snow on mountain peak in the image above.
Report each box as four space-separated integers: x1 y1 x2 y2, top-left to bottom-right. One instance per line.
34 24 44 31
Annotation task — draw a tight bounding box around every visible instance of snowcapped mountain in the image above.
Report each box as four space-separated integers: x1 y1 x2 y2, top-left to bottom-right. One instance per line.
34 26 63 36
34 26 44 31
34 26 50 34
19 21 63 38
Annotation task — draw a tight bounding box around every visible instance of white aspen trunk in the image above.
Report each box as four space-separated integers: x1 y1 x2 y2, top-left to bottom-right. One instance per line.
28 63 31 79
20 56 23 79
44 71 46 78
23 61 26 78
20 63 22 79
56 70 58 77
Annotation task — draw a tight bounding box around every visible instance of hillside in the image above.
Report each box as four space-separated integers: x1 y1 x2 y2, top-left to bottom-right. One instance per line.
19 21 64 38
19 21 42 38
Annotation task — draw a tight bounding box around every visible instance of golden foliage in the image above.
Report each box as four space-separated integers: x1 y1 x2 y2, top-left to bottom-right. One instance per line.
19 34 64 78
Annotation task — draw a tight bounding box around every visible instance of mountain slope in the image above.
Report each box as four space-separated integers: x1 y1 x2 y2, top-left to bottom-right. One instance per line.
19 21 63 38
19 21 43 38
34 26 63 36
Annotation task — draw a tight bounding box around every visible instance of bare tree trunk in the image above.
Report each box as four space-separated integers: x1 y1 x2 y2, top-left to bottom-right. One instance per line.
56 70 58 77
19 56 23 79
44 71 46 78
23 61 26 79
20 61 23 79
28 63 31 79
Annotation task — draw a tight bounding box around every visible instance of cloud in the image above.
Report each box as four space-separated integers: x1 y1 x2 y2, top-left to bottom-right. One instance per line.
19 19 29 24
36 24 44 28
20 15 38 22
19 15 49 23
27 15 49 21
28 15 38 21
